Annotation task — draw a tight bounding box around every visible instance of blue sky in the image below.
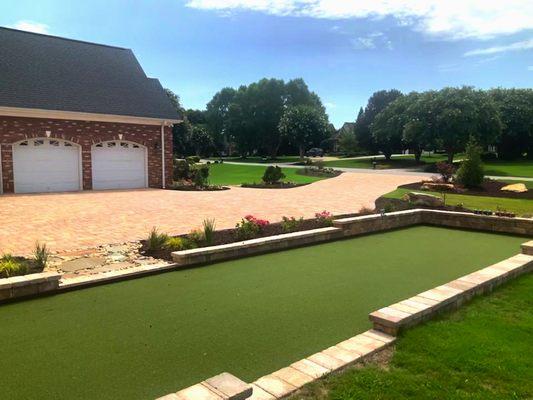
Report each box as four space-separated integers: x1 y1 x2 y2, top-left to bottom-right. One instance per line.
1 0 532 127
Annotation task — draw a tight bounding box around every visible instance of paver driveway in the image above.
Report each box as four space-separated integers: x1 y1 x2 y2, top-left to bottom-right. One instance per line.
0 172 423 255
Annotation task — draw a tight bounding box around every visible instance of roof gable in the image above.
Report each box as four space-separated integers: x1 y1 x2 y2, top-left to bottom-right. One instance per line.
0 27 179 121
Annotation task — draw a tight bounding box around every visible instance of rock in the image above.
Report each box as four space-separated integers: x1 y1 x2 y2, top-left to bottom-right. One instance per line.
501 183 528 193
421 182 455 191
109 253 127 262
59 256 107 272
403 192 444 207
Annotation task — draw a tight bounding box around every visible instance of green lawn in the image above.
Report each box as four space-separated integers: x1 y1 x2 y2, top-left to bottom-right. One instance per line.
0 227 525 400
384 187 533 216
290 273 533 400
483 159 533 178
208 163 324 185
210 156 302 164
323 154 455 170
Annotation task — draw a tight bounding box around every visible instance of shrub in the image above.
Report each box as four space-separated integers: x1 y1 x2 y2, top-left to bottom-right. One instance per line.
262 166 285 185
173 159 191 181
358 206 374 215
191 164 210 187
0 255 27 278
235 215 270 240
281 216 304 233
456 139 485 188
435 162 455 183
146 227 169 252
188 229 205 244
202 218 216 245
33 242 50 270
315 210 333 226
186 156 201 164
163 237 196 251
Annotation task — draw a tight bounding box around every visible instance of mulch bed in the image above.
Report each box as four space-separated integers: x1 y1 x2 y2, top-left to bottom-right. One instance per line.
142 211 370 260
168 185 230 191
399 180 532 200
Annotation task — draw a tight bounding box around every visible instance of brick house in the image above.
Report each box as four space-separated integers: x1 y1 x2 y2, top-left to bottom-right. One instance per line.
0 27 179 194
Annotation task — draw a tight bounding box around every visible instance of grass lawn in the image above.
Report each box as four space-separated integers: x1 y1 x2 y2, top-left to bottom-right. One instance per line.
208 163 324 185
483 159 533 178
290 273 533 400
323 153 455 170
384 187 533 216
0 227 525 400
211 156 302 164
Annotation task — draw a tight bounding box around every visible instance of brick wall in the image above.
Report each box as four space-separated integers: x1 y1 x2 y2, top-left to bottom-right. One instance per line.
0 116 173 193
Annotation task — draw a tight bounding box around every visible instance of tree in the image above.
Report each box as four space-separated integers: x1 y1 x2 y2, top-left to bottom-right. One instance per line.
164 88 184 114
189 126 213 156
402 91 437 162
456 138 485 187
279 105 329 159
371 93 409 160
434 87 501 163
355 90 403 154
489 88 533 160
338 130 358 155
205 88 237 154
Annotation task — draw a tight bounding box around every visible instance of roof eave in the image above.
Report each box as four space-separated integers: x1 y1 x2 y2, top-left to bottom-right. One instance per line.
0 106 181 126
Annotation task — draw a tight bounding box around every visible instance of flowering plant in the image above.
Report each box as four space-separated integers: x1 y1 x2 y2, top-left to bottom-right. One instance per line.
315 210 334 226
235 215 270 240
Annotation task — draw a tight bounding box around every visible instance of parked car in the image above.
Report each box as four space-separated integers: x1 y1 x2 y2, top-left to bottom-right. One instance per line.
306 148 324 157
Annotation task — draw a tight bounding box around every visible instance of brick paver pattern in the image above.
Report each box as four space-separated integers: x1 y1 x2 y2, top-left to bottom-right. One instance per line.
0 172 423 255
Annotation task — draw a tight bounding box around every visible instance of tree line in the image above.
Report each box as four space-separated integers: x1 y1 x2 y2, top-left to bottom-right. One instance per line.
341 87 532 162
168 78 332 159
167 84 532 161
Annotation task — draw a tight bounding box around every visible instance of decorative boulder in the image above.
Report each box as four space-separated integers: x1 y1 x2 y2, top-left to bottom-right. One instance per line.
403 192 444 207
501 183 528 193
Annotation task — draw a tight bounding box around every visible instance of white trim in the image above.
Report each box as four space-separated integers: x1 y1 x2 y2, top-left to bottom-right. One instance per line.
0 106 180 126
161 122 166 189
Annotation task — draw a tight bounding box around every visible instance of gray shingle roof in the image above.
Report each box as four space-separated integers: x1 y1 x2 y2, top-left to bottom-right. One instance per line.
0 27 179 120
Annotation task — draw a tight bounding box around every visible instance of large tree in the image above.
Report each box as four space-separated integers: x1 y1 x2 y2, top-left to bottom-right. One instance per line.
205 87 237 154
489 88 533 159
279 105 329 159
433 87 501 163
371 93 409 160
355 89 403 154
402 91 438 162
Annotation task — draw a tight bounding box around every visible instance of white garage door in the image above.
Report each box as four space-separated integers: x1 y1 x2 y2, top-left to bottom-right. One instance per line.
13 138 81 194
92 141 147 190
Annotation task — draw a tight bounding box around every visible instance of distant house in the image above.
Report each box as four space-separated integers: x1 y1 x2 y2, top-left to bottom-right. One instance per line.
0 27 180 194
332 122 356 152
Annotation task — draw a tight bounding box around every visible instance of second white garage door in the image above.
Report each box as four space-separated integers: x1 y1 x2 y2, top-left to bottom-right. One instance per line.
92 141 147 190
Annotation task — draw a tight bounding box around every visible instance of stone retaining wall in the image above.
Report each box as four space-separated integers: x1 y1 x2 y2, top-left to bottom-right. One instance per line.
171 227 343 266
0 271 61 301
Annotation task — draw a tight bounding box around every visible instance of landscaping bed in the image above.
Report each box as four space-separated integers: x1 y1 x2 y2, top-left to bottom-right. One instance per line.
142 211 366 260
399 179 532 200
0 226 525 400
240 182 309 189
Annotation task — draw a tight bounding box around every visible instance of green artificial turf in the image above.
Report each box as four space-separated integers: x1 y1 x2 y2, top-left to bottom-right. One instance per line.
0 227 526 400
483 159 533 178
290 273 533 400
208 163 324 185
384 188 533 216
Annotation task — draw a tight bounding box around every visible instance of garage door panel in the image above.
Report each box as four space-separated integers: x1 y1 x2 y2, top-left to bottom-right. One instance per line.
92 141 147 190
13 139 81 194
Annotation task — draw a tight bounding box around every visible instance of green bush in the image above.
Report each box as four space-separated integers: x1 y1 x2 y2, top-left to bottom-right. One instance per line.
191 164 210 187
281 216 304 233
163 237 196 251
186 156 201 164
0 255 27 278
33 242 50 271
262 166 285 184
146 227 169 252
173 159 191 181
188 229 205 244
456 139 485 188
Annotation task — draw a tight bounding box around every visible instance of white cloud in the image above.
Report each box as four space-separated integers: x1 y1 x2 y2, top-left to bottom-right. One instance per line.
186 0 533 40
464 39 533 56
324 102 336 108
351 31 391 50
10 20 49 34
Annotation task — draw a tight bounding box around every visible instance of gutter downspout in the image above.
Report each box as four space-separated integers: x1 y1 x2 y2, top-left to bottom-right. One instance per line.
161 121 166 189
